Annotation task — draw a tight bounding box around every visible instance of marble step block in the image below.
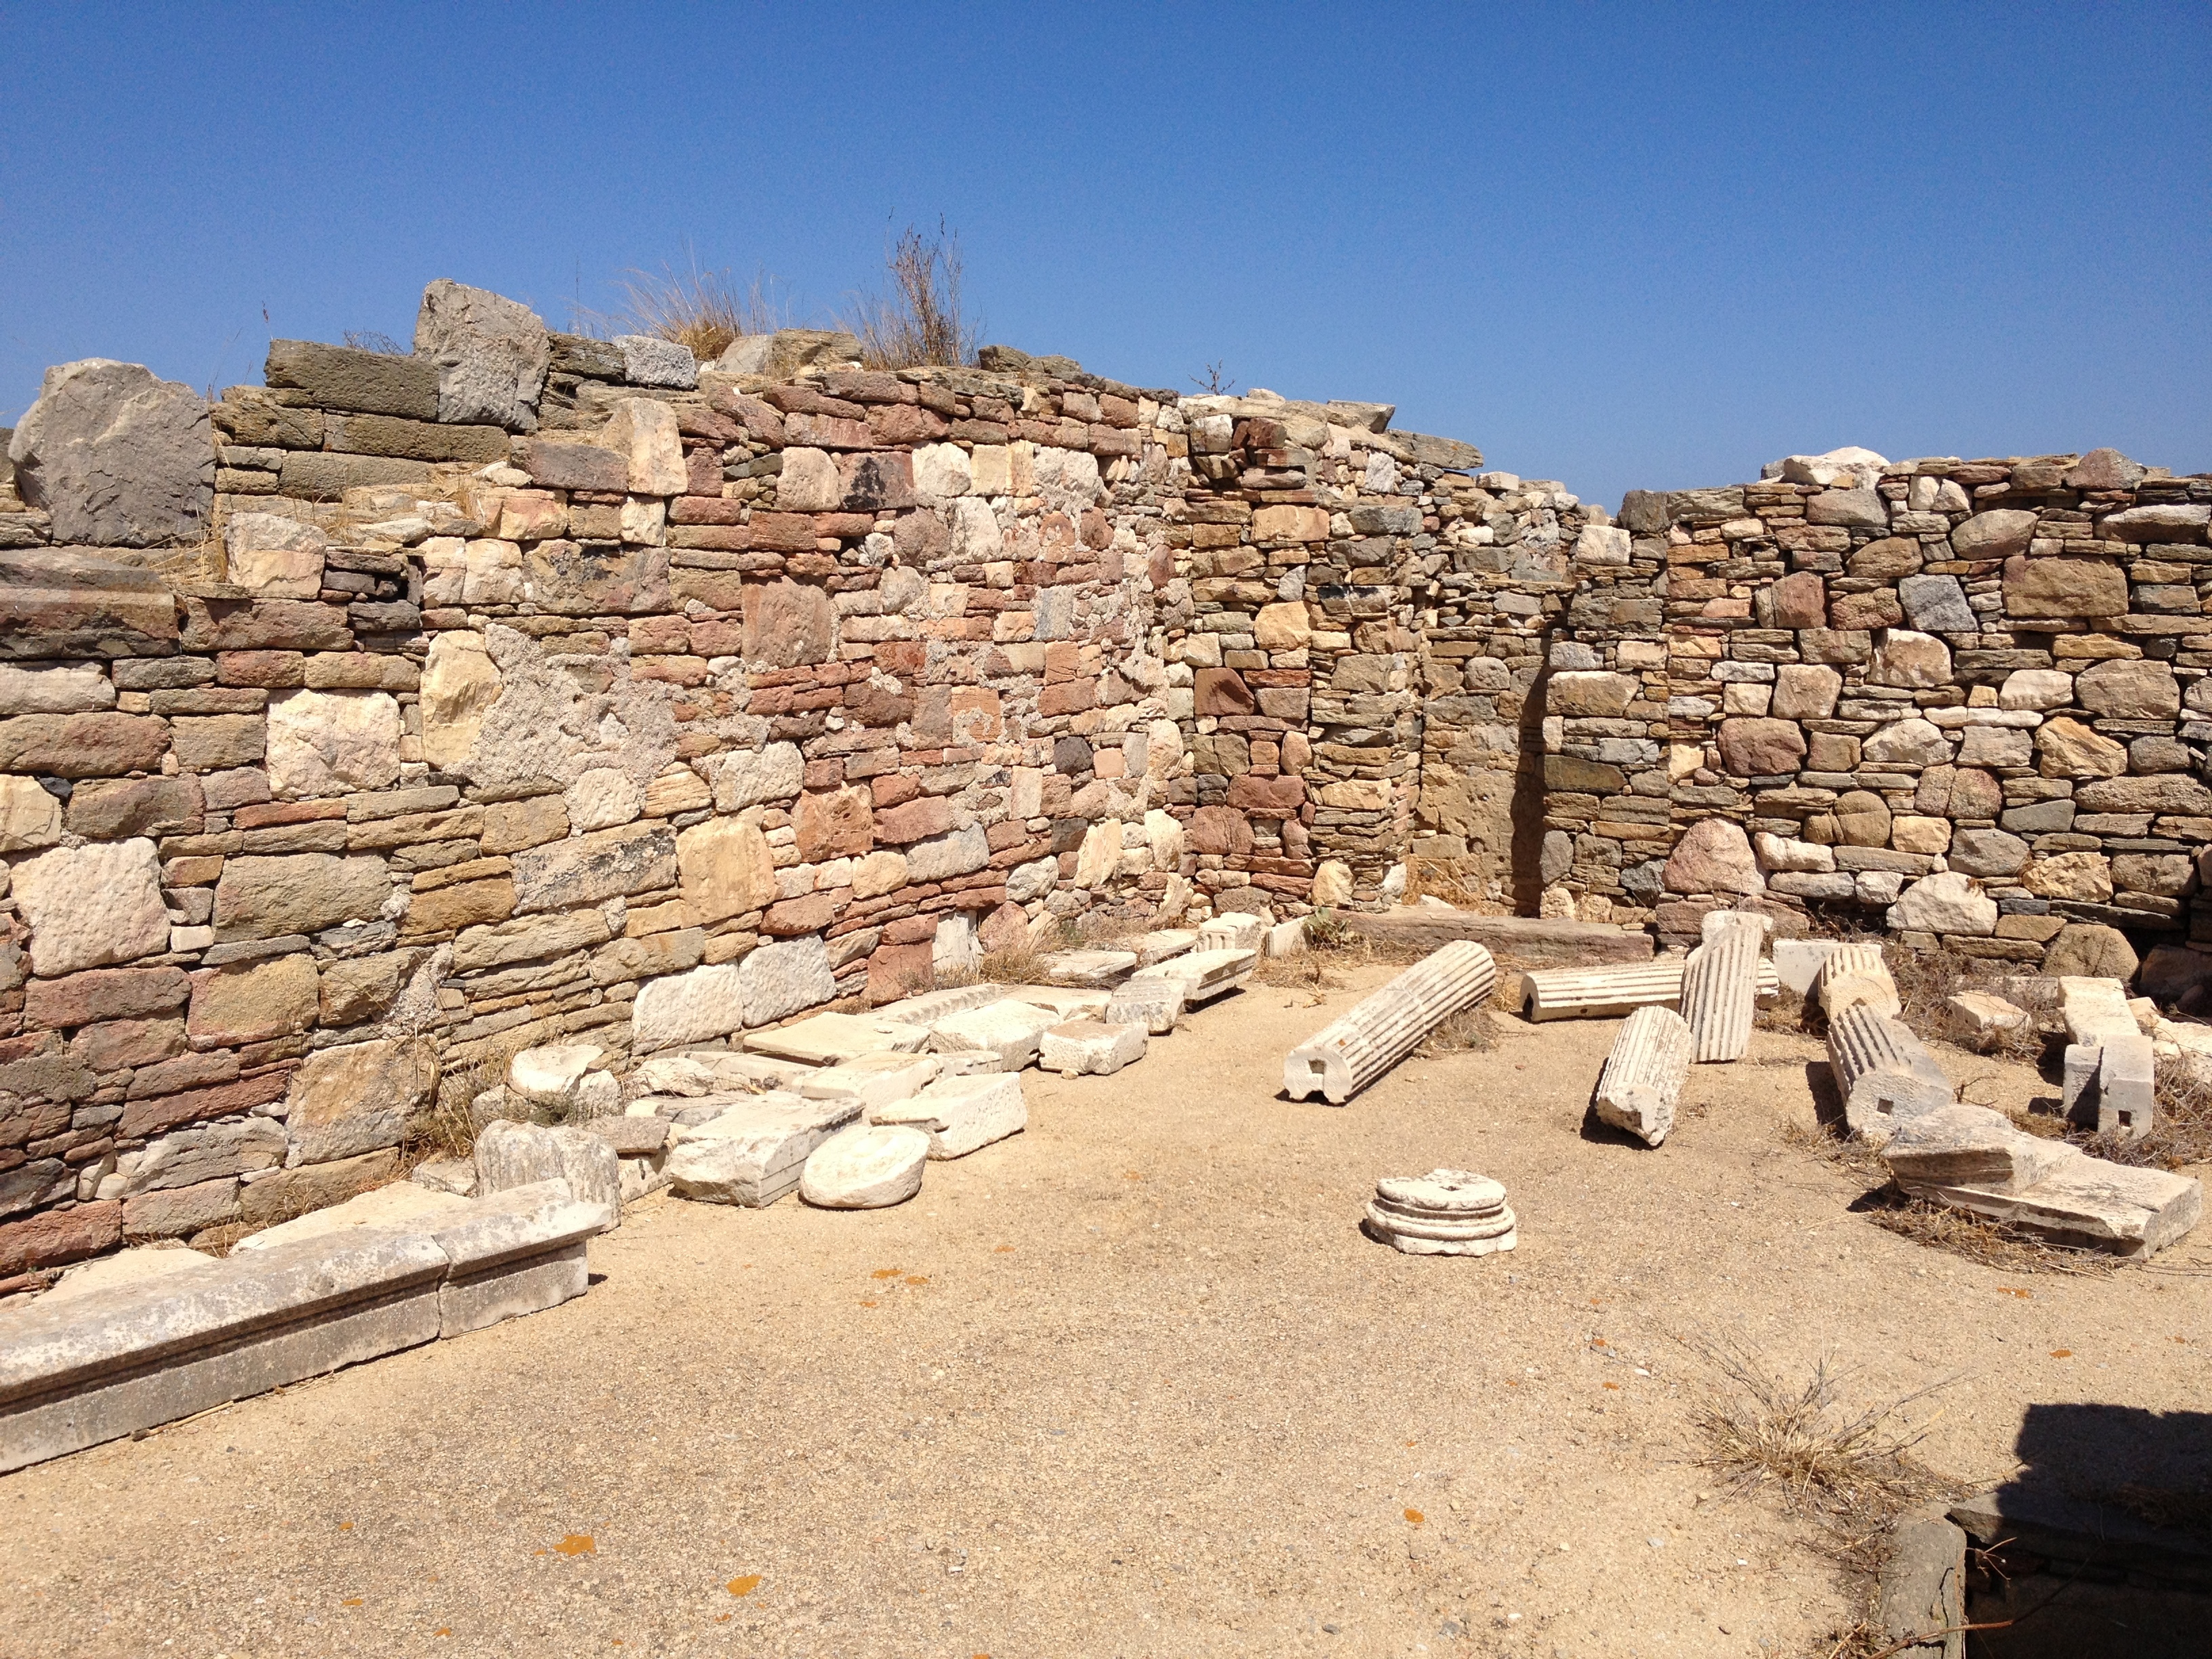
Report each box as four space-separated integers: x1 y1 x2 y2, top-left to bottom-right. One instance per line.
1283 941 1498 1105
1592 1004 1695 1147
664 1092 860 1205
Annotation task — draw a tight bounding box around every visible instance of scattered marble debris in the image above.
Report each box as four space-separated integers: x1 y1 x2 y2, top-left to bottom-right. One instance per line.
1592 1005 1695 1147
1362 1169 1517 1256
1948 991 2030 1042
1197 913 1269 954
1039 1020 1148 1077
1125 947 1255 1008
798 1126 930 1209
1283 941 1498 1104
794 1052 941 1109
1004 985 1113 1020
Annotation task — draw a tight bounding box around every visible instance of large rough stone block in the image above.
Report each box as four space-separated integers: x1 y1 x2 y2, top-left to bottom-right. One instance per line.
630 962 743 1051
265 339 438 418
473 1120 621 1214
675 815 777 923
0 710 169 777
213 853 391 941
0 548 178 660
224 512 327 598
741 579 836 667
602 398 687 495
12 838 171 976
523 539 670 615
511 823 675 914
266 688 401 798
0 774 63 853
414 279 550 432
739 936 836 1026
8 359 213 546
1662 818 1762 895
283 1036 436 1167
186 952 319 1044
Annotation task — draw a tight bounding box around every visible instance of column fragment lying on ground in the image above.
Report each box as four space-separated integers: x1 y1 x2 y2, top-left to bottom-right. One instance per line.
1282 941 1498 1105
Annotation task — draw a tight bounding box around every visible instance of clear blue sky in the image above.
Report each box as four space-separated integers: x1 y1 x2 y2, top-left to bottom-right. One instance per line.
3 3 2205 508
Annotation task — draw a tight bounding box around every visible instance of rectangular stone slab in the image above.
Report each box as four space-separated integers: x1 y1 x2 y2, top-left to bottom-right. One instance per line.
0 1228 449 1473
868 983 1010 1027
1037 949 1137 987
1339 910 1654 966
926 1000 1060 1069
743 1010 929 1064
870 1072 1026 1158
796 1051 941 1109
1003 985 1112 1019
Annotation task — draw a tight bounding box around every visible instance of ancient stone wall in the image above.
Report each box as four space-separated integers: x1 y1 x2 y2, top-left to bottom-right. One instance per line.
3 278 2209 1284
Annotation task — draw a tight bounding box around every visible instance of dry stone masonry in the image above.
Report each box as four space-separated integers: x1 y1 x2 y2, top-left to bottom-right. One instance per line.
3 277 2211 1279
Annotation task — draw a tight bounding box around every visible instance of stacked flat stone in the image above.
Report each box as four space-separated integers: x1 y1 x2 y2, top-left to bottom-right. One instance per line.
1362 1169 1517 1256
1816 943 1901 1019
1826 1004 1952 1146
1282 941 1498 1104
1593 1005 1696 1146
1519 958 1779 1021
1680 914 1762 1063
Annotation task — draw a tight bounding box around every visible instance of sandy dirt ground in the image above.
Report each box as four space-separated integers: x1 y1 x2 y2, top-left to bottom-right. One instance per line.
4 958 2208 1658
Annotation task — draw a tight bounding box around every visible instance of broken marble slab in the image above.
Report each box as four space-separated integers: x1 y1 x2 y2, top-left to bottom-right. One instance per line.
1881 1103 2082 1195
1039 1020 1148 1078
1591 1004 1694 1147
1124 947 1255 1006
1104 975 1185 1034
663 1092 861 1205
474 1120 623 1214
1003 984 1113 1020
1948 991 2030 1042
1903 1159 2201 1257
1264 919 1309 959
869 982 1010 1027
794 1050 941 1110
744 1010 929 1065
869 1071 1027 1158
1134 930 1197 966
1038 949 1138 987
425 1177 616 1338
2061 976 2139 1048
236 1180 470 1253
1361 1168 1517 1256
1197 913 1268 954
2064 1033 2156 1141
627 1049 816 1099
506 1043 605 1107
926 1000 1059 1069
798 1126 929 1209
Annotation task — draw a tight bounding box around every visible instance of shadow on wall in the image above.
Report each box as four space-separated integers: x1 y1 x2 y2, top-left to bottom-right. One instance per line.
1508 652 1551 916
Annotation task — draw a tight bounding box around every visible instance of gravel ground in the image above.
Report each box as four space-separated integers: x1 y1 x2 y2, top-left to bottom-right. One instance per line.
5 958 2208 1658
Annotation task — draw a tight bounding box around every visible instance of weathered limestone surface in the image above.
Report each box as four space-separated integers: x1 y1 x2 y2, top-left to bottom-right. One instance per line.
1039 1020 1148 1077
9 359 213 546
1283 941 1497 1104
1592 1004 1694 1147
1817 943 1902 1020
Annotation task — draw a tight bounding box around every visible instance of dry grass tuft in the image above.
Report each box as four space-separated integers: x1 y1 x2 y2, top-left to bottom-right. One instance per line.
1860 1192 2121 1277
605 255 785 360
408 1029 528 1162
1781 1116 1889 1183
1418 1004 1496 1056
1401 858 1492 910
972 941 1055 987
841 220 980 369
1679 1331 1963 1547
342 329 408 355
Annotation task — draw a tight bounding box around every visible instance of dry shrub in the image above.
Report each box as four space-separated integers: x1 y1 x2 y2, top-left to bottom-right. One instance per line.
342 329 407 355
1781 1116 1889 1183
1254 948 1340 991
1861 1191 2121 1277
1679 1330 1963 1549
841 220 980 369
1401 857 1492 910
607 256 785 360
971 940 1054 987
408 1029 531 1164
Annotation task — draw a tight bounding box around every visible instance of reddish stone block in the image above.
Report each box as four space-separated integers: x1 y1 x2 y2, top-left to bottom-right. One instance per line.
631 655 711 687
0 1200 122 1277
1193 668 1255 717
874 796 954 844
747 513 822 556
1188 805 1254 856
118 1066 293 1141
782 412 876 450
870 773 920 809
69 1017 186 1073
1769 571 1826 628
1038 680 1097 717
628 615 691 654
795 785 874 861
813 512 876 539
869 404 949 446
865 941 935 1002
217 650 306 687
1227 775 1305 814
762 891 841 936
23 966 191 1031
671 495 745 525
0 712 170 778
686 447 721 495
884 914 939 945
